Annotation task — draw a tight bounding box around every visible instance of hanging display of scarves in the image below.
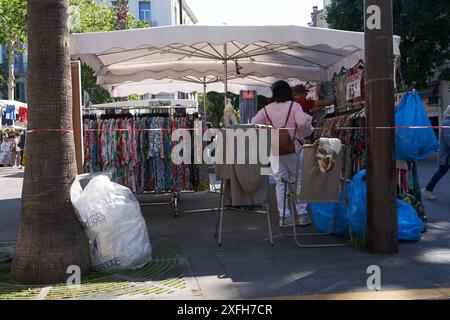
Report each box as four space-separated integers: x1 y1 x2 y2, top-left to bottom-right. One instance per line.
82 112 209 194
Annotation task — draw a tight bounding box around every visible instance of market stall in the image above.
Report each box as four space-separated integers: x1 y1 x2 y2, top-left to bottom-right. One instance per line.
0 100 28 129
70 25 414 239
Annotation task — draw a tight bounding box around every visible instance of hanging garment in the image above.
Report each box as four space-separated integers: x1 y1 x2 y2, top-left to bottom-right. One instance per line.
18 107 28 123
5 105 16 120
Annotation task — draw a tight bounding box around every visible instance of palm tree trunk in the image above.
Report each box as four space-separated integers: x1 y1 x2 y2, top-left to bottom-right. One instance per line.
117 0 129 30
10 0 90 285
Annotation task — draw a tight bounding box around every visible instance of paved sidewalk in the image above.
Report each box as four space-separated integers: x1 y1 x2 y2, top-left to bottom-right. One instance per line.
0 160 449 299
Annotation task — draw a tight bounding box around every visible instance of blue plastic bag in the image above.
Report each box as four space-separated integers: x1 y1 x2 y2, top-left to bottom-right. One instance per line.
311 183 352 235
397 199 425 241
312 169 424 241
395 92 439 160
348 170 367 236
311 202 335 233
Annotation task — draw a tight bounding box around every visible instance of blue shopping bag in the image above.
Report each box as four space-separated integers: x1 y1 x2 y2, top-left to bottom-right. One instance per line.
395 92 439 160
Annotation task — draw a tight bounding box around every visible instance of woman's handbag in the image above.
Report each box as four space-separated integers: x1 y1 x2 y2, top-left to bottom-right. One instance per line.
264 101 296 155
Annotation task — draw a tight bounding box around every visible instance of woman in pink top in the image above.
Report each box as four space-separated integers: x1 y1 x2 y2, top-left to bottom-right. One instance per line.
252 81 314 228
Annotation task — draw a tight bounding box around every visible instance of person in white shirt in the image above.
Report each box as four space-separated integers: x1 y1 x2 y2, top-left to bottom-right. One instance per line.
11 133 23 169
0 134 10 167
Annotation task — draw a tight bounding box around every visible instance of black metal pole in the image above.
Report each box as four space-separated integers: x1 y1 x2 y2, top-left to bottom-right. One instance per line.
364 0 398 254
179 0 183 25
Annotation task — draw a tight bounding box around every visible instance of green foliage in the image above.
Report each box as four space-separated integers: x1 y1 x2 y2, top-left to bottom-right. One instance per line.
200 92 269 127
81 64 117 105
69 0 148 34
0 263 11 283
203 92 239 128
127 94 140 101
197 93 212 119
349 231 369 249
325 0 450 88
0 0 27 49
0 64 7 98
0 0 27 98
69 0 149 104
326 0 364 32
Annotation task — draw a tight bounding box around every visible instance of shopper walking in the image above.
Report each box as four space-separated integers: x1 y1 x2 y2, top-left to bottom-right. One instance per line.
422 105 450 200
252 80 314 227
18 131 26 167
11 133 23 169
0 134 10 167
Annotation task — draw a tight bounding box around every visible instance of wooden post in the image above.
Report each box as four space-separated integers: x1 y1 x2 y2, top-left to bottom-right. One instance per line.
71 61 83 174
364 0 398 253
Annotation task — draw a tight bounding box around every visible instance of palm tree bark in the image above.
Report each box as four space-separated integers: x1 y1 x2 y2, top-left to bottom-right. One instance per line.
10 0 90 285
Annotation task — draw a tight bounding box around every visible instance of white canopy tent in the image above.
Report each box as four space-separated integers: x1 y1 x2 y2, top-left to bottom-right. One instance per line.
70 25 401 110
104 75 304 98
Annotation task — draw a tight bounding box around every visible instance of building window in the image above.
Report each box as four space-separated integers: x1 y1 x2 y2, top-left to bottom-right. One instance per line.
139 1 151 24
15 82 26 103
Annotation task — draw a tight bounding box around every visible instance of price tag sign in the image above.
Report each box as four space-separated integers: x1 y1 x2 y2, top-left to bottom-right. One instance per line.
346 73 362 101
243 91 254 100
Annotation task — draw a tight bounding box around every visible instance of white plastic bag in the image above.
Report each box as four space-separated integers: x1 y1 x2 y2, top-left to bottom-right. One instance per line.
70 174 152 272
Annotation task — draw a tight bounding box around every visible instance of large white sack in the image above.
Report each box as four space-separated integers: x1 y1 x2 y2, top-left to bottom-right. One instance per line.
70 174 152 272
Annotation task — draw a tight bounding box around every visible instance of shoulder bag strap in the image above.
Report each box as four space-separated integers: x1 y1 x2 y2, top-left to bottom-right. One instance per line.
264 108 274 127
283 101 294 128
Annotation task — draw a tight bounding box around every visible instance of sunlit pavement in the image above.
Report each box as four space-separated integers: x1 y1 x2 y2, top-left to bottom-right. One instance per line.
0 158 449 300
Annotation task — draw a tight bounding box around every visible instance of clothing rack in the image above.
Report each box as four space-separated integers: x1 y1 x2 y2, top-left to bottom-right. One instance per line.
82 100 207 217
89 98 198 110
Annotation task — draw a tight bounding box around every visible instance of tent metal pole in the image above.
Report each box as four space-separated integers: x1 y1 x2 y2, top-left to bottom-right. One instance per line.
224 43 228 108
203 76 207 124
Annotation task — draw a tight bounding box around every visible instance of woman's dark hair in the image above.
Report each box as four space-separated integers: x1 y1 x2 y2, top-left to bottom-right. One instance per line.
271 80 293 103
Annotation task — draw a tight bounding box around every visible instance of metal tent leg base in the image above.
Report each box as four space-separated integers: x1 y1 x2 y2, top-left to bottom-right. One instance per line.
284 184 348 248
138 191 179 217
215 180 274 246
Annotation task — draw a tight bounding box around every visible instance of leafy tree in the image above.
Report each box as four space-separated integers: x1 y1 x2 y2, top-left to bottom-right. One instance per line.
70 0 147 33
203 92 239 127
69 0 148 104
0 0 27 100
326 0 450 88
326 0 364 33
0 64 8 98
80 64 116 104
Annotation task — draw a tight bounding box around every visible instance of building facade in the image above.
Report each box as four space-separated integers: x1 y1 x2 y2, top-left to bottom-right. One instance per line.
0 47 27 102
309 4 328 28
100 0 198 26
0 0 198 102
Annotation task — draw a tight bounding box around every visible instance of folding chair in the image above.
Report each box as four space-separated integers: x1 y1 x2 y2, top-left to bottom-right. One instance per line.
282 144 348 248
214 169 274 247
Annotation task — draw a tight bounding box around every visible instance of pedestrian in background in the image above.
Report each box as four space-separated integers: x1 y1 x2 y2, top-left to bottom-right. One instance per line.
10 132 23 169
422 105 450 200
0 134 10 167
18 131 26 167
